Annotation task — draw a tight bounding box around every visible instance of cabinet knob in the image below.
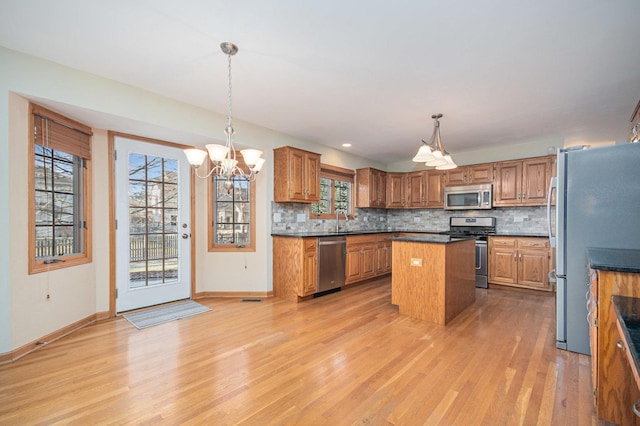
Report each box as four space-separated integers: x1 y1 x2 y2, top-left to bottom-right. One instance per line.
616 340 627 351
633 400 640 417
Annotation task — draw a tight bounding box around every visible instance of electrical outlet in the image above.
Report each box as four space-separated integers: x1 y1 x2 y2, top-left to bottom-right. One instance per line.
297 214 306 222
273 213 282 222
414 216 420 223
513 216 524 222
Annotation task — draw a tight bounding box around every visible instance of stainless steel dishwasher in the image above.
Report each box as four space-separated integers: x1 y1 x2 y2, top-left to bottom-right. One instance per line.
317 235 346 294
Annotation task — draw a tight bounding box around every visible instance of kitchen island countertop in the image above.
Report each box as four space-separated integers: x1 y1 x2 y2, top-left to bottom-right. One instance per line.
391 234 475 244
587 247 640 273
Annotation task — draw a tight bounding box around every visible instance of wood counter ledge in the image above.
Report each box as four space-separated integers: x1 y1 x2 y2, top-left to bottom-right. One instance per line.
391 237 475 325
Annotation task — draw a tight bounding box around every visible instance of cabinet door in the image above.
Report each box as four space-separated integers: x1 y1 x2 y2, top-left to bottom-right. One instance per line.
445 168 468 186
521 157 550 205
305 152 321 202
408 171 426 207
468 163 494 184
425 170 444 208
289 149 307 201
377 171 387 206
517 249 550 290
361 245 376 278
302 248 318 296
489 247 518 285
386 173 406 208
375 243 387 274
382 243 392 273
494 160 522 206
345 245 363 284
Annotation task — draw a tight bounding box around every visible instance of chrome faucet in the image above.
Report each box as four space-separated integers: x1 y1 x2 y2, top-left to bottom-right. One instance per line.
335 209 348 232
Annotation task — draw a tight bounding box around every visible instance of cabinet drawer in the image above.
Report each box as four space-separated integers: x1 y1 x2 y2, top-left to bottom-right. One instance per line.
518 238 549 248
346 234 378 246
490 237 516 247
304 238 317 252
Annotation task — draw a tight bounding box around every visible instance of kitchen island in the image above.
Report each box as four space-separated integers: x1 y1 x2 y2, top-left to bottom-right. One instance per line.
391 235 476 325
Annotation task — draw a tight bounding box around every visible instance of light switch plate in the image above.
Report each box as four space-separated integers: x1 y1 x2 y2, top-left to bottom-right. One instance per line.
273 213 282 222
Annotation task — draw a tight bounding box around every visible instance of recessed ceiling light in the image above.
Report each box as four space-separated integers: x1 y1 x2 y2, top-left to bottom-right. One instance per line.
342 143 352 148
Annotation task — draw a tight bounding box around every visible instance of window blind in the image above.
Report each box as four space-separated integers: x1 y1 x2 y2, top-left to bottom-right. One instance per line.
33 106 92 159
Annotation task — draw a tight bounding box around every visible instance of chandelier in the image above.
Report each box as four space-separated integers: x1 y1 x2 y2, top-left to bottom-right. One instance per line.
184 42 265 189
412 113 457 170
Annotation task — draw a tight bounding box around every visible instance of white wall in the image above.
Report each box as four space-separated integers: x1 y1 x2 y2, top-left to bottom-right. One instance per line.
0 85 11 354
0 46 389 352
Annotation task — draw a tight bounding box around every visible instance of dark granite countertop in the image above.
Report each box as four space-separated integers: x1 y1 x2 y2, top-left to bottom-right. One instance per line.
489 233 548 238
587 248 640 273
391 234 475 244
271 230 550 239
270 230 441 238
612 295 640 386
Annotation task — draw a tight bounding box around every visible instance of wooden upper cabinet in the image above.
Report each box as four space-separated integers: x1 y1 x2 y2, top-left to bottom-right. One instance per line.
425 170 444 208
494 156 553 206
408 171 426 207
521 157 552 205
273 146 321 203
445 168 467 186
445 163 493 186
494 160 522 206
386 172 407 208
356 168 386 208
468 163 494 184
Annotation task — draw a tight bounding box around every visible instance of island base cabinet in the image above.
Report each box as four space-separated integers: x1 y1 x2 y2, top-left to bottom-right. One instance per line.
591 269 640 425
392 239 475 325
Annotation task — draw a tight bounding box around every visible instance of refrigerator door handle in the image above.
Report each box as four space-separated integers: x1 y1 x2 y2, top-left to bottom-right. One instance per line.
547 176 557 248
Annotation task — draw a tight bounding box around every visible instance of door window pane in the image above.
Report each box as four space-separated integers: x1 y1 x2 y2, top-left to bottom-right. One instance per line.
127 153 181 287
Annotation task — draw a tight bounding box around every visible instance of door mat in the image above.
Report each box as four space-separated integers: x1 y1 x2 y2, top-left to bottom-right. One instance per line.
123 300 211 329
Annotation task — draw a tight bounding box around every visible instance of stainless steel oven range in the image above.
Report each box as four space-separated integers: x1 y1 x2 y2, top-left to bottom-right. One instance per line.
444 217 496 288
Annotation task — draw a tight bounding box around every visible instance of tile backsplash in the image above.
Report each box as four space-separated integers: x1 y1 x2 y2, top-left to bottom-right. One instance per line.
271 202 553 235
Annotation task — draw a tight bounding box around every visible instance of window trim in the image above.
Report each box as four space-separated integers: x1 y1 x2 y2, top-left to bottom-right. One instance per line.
310 164 355 220
28 103 93 274
207 158 256 252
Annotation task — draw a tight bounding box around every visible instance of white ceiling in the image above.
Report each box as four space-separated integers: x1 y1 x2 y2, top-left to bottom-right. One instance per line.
1 0 639 164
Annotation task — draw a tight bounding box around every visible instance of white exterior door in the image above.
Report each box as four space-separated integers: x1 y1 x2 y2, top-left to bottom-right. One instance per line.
115 136 191 312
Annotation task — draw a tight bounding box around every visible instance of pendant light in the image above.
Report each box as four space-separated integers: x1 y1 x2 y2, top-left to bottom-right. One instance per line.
412 114 457 170
184 42 264 188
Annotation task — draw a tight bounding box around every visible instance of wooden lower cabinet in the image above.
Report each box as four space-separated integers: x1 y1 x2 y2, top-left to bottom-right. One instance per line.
488 237 552 291
272 236 318 302
590 269 640 425
345 234 395 285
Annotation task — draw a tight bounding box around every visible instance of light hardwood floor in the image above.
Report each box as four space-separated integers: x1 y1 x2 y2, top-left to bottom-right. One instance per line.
0 278 603 425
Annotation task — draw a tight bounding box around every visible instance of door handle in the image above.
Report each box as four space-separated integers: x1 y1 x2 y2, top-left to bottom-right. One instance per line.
182 233 190 239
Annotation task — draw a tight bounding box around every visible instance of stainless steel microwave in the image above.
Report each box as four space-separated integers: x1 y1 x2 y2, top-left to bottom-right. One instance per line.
444 184 493 210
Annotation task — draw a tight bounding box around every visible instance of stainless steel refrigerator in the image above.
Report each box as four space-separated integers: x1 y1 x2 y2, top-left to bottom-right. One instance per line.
549 143 640 355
